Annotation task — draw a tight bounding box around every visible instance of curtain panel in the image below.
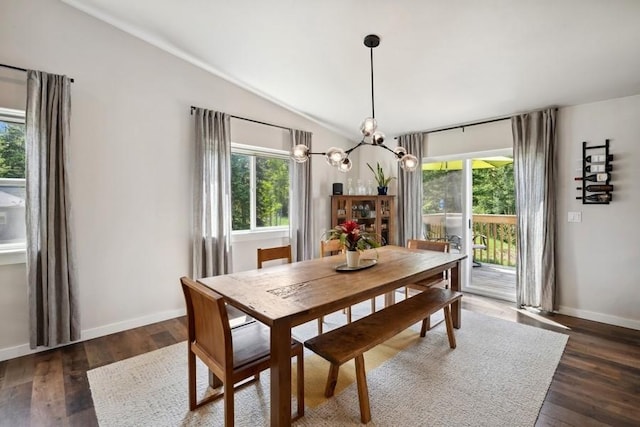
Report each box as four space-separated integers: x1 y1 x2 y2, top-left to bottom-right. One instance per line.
192 109 233 278
26 70 79 348
512 109 557 311
397 133 424 246
289 130 313 261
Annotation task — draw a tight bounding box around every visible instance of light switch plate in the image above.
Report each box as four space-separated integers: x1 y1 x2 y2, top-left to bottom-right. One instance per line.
568 211 582 223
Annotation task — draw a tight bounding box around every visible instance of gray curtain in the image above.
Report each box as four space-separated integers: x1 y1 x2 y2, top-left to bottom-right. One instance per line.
26 70 79 349
289 130 313 261
512 109 557 311
192 109 233 278
397 132 424 246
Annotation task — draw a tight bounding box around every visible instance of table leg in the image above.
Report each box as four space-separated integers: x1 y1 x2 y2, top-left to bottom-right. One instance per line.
450 262 462 328
384 291 395 307
271 319 292 427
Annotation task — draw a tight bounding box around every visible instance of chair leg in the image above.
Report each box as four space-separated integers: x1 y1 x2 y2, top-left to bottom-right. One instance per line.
443 306 457 348
296 347 305 418
346 306 352 323
354 355 371 424
370 298 376 313
324 364 340 397
317 317 323 334
188 349 197 410
223 380 234 427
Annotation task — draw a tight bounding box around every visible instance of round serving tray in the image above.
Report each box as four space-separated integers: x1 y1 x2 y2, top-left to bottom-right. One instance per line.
335 259 377 272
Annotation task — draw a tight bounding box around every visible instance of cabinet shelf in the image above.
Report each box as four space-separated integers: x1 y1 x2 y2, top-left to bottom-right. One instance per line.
330 195 395 246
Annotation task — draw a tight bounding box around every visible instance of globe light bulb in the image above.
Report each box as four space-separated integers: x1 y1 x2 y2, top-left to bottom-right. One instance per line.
393 146 407 160
360 117 377 137
400 154 419 171
325 147 346 166
338 157 353 172
291 144 310 163
372 131 385 145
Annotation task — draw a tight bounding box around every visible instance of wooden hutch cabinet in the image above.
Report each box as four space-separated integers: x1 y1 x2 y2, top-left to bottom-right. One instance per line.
330 195 395 246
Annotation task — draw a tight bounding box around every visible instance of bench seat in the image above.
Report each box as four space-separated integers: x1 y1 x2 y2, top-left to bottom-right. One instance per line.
305 287 462 424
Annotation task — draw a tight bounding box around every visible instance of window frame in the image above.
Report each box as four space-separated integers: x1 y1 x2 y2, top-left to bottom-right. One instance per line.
0 107 27 265
230 143 290 235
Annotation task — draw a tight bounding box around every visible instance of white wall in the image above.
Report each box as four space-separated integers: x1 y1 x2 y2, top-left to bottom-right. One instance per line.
423 100 640 330
556 95 640 329
0 0 352 360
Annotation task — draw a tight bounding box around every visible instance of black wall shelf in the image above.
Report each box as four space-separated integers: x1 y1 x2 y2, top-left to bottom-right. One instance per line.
576 139 613 204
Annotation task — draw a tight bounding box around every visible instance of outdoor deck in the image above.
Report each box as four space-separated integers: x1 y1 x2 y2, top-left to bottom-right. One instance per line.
469 262 516 302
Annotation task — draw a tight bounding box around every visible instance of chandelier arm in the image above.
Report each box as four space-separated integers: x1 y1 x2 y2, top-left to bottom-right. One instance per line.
377 143 403 158
344 139 368 156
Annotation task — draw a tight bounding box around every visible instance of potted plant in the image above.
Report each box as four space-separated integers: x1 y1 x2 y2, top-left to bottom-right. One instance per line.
323 220 381 267
367 162 395 195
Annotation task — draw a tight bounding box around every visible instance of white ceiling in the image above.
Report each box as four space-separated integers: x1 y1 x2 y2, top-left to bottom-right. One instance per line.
63 0 640 139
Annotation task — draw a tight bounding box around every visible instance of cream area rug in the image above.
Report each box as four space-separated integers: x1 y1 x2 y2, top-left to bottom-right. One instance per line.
88 308 568 426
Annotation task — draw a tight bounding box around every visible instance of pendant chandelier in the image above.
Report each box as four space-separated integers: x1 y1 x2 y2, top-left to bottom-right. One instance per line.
291 34 419 173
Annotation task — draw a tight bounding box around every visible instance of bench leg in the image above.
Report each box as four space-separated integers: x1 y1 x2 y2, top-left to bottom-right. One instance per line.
420 316 431 337
354 355 371 424
324 364 340 397
347 306 352 323
443 305 457 348
317 317 323 334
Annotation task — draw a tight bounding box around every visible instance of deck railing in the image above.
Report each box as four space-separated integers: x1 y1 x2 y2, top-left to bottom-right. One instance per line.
423 213 517 267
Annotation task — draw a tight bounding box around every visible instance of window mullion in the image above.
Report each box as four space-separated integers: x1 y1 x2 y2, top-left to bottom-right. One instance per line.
250 155 257 230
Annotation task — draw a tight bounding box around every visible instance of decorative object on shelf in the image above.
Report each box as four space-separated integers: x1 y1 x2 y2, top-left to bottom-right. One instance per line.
323 220 381 267
330 195 395 246
290 34 419 173
367 161 396 195
575 139 613 205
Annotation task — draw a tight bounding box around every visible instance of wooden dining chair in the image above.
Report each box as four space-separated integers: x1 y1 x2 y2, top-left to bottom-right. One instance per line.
316 240 378 334
405 239 451 331
317 240 351 334
180 276 304 425
257 244 292 269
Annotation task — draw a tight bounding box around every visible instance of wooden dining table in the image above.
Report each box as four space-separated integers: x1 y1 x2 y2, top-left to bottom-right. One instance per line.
198 245 466 426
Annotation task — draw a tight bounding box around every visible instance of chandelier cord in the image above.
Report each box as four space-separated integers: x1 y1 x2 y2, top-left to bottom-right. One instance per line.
370 47 375 119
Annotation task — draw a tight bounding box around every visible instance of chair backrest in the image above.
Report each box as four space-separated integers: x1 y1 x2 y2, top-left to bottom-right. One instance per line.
180 276 231 372
320 239 343 257
257 244 292 268
407 239 450 253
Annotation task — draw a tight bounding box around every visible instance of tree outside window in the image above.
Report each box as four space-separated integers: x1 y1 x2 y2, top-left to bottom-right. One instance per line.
231 148 289 232
0 110 26 247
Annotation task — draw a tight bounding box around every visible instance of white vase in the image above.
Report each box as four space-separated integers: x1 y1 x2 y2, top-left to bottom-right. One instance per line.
346 250 360 268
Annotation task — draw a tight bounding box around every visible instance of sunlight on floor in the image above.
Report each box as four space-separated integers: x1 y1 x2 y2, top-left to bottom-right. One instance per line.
509 306 572 330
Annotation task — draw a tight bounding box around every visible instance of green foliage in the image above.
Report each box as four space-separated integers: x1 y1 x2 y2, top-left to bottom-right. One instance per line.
231 154 251 230
256 157 289 227
471 164 515 215
230 153 289 231
422 165 514 215
366 162 395 187
0 122 26 178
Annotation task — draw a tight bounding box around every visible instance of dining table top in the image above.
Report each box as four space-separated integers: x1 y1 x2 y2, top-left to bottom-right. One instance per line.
198 245 466 328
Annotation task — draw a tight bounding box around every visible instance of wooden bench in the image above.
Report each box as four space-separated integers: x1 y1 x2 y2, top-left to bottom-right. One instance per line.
304 287 462 424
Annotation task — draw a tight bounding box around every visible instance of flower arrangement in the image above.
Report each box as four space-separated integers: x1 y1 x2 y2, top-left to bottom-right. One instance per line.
324 220 382 252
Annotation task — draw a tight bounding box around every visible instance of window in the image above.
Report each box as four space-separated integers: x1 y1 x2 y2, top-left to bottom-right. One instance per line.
0 108 26 253
231 144 289 232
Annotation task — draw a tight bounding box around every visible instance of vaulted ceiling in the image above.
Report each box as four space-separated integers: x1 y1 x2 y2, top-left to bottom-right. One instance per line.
63 0 640 139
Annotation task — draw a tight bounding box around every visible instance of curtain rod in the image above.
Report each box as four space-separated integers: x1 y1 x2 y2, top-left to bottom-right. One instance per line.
190 106 294 132
0 63 75 83
397 107 560 138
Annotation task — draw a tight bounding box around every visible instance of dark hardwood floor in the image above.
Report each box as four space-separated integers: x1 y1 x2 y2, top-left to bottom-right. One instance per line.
0 294 638 426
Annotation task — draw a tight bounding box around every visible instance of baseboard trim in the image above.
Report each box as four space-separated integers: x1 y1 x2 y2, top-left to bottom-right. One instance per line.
0 308 186 362
557 305 640 331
